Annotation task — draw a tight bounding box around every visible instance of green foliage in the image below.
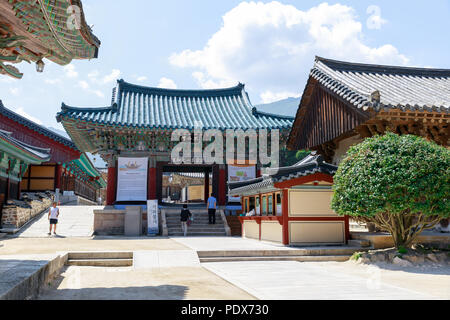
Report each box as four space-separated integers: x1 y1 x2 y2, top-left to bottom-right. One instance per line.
279 149 310 167
332 133 450 219
350 252 363 261
296 150 310 161
397 246 408 254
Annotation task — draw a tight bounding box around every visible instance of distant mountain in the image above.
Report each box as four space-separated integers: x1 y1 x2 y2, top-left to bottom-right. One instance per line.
255 97 300 117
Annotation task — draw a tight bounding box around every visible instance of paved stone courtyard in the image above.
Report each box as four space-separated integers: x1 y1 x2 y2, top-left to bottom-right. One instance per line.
15 205 103 238
0 206 449 300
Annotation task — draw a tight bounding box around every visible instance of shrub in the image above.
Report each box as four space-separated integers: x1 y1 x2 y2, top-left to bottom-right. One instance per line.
332 132 449 248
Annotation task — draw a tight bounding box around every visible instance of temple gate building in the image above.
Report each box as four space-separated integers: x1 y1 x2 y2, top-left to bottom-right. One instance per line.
288 57 450 164
57 80 294 208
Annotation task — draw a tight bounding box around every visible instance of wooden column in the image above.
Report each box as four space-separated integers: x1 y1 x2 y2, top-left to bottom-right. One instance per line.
282 189 289 245
204 169 210 203
218 166 227 206
106 166 117 205
55 164 62 190
148 167 157 200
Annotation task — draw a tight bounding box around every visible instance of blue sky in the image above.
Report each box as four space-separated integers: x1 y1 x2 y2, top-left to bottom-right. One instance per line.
1 0 449 131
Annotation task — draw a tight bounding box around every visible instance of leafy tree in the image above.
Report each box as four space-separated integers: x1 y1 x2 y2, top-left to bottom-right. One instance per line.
332 132 449 248
295 150 310 161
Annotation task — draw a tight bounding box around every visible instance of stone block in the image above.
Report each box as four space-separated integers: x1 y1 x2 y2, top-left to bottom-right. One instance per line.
124 206 142 237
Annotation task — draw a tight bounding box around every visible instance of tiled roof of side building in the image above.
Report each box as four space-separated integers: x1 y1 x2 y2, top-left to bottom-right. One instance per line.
0 129 51 162
228 153 337 195
57 80 294 130
0 100 78 150
311 56 450 113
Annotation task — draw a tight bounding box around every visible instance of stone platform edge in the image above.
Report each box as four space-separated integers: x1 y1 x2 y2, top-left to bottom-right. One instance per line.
0 253 68 300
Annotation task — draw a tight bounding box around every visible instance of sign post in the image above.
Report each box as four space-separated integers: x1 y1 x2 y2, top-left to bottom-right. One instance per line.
147 200 159 236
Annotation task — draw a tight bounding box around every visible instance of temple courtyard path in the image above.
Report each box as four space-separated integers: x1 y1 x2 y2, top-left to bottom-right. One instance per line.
15 205 104 238
1 234 449 300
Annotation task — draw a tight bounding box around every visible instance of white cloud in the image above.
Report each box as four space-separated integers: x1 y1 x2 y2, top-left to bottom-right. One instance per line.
0 77 18 84
78 80 89 89
64 64 78 78
260 90 300 104
366 5 387 30
16 108 43 125
92 90 105 98
9 88 20 96
78 80 105 98
88 70 100 81
157 77 178 89
137 76 148 82
170 1 408 103
44 78 62 85
102 69 121 84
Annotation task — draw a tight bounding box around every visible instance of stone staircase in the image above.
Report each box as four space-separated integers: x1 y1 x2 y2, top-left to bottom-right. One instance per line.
66 252 133 267
197 247 366 263
226 216 242 236
165 210 228 237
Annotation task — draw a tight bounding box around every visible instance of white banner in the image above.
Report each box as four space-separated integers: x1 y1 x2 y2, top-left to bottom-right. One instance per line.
147 200 159 236
116 157 148 202
228 165 256 202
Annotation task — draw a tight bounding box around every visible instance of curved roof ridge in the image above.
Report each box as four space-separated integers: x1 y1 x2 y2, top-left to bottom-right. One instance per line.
0 100 77 150
117 79 246 98
252 107 296 120
315 56 450 76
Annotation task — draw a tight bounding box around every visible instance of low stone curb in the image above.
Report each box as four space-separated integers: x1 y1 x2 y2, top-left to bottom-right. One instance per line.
0 253 68 300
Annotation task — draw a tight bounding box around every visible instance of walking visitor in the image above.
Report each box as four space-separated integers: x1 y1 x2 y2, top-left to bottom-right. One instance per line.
180 204 192 237
207 193 217 225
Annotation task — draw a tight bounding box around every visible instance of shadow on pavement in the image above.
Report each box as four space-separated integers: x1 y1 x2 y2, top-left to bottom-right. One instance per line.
38 268 189 300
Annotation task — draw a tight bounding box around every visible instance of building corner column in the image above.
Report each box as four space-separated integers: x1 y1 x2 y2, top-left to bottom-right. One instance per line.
218 165 226 206
106 156 117 206
148 157 157 200
282 189 289 245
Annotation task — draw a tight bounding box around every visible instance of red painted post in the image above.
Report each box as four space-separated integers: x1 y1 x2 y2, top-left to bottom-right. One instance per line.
218 168 226 205
55 164 62 190
148 167 157 200
282 189 289 245
204 170 210 203
106 166 116 205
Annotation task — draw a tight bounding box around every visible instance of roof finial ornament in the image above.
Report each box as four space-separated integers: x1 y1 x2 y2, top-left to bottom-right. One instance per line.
371 90 381 104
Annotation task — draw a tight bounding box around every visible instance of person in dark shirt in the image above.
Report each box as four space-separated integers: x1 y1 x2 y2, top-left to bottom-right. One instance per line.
180 204 192 237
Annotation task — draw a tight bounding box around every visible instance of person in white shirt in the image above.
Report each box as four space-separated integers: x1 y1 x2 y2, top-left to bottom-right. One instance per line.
48 202 60 236
246 205 256 217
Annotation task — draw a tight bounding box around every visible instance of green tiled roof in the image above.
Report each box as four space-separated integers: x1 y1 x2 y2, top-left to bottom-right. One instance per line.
57 80 294 131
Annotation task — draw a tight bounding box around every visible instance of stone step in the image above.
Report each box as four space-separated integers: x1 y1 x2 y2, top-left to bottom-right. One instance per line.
67 259 133 267
199 255 351 263
167 222 224 226
197 248 363 258
348 239 371 248
68 252 133 260
168 232 227 236
166 217 225 223
166 216 222 220
168 227 227 233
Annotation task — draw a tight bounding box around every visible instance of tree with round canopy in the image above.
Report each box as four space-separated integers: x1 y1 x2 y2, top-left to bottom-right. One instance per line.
332 132 449 248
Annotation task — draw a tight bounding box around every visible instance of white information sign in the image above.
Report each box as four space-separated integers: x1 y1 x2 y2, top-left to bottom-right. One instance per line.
228 165 256 202
147 200 159 236
116 157 148 202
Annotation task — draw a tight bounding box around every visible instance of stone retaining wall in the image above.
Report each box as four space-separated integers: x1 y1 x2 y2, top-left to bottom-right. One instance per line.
1 197 52 228
94 209 150 235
